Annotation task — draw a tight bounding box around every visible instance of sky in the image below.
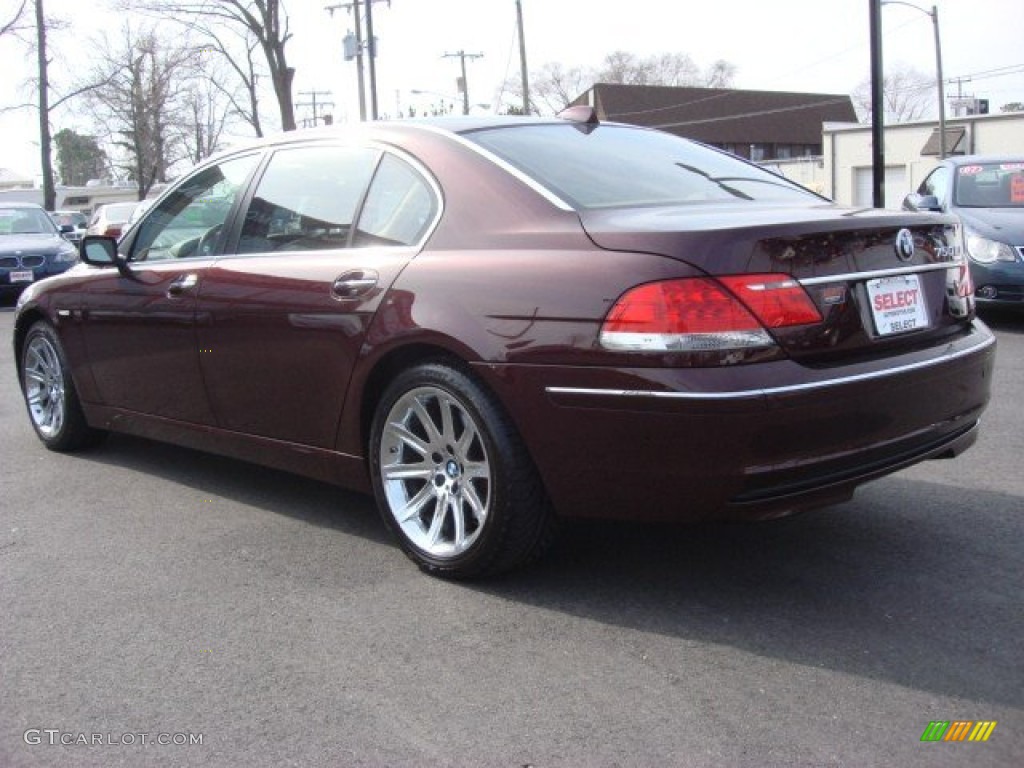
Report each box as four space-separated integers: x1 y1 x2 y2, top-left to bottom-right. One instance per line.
1 0 1022 181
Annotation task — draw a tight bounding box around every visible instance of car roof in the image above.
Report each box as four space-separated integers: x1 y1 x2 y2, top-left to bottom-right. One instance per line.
199 114 615 164
945 154 1024 166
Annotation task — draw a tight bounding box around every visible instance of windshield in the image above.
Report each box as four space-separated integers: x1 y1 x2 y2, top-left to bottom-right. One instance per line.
954 162 1024 208
0 207 58 235
463 123 819 210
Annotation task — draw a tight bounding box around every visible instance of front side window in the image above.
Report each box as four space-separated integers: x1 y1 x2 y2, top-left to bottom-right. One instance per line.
237 145 380 254
130 154 260 261
465 124 816 209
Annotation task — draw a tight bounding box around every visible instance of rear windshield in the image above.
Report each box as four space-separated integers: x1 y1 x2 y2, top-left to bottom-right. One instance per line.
955 162 1024 208
463 123 818 210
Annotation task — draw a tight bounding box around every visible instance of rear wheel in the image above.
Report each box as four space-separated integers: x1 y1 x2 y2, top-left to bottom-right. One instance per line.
370 362 555 578
21 322 105 452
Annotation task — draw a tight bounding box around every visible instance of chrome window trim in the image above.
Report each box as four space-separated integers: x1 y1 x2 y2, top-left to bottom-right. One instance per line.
415 124 576 212
546 332 995 402
798 261 957 286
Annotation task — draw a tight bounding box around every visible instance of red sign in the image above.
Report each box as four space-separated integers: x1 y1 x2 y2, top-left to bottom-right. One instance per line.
1011 174 1024 204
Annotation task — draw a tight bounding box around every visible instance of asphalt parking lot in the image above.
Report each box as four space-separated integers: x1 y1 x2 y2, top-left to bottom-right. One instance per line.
1 305 1021 768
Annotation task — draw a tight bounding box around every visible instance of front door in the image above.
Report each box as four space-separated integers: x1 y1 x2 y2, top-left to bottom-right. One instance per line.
78 154 262 423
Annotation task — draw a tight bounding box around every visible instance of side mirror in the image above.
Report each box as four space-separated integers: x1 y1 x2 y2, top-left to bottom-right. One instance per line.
902 193 942 212
59 224 74 234
80 235 131 277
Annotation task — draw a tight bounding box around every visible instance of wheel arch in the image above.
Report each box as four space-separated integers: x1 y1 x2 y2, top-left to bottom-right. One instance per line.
353 342 476 461
12 307 49 377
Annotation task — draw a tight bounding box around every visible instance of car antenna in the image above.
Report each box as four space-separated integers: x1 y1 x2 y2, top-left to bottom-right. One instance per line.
556 105 599 125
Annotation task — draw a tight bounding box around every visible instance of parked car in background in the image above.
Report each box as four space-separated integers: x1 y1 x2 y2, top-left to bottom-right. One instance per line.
13 113 994 577
85 201 138 238
1 202 79 301
49 210 88 244
904 155 1024 309
127 198 154 227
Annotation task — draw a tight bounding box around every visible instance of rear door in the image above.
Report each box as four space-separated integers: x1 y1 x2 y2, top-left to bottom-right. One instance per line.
197 143 439 447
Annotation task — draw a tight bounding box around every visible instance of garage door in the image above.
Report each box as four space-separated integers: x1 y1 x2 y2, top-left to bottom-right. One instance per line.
854 166 907 209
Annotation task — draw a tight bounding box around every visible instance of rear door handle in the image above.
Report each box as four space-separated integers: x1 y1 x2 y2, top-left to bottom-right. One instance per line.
167 273 199 297
332 270 379 300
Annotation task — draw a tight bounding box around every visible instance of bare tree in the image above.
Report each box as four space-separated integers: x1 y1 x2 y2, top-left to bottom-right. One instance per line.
127 0 294 132
853 65 935 122
6 0 110 207
597 51 658 85
195 25 265 137
33 0 57 210
501 61 590 115
1 0 27 37
86 26 200 198
703 59 737 88
597 51 735 89
507 51 738 115
180 66 233 164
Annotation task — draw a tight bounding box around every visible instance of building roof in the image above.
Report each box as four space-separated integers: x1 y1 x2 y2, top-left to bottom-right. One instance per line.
573 83 858 145
0 167 33 188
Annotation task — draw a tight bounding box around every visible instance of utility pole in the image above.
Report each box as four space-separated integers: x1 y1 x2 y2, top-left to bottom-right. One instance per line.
516 0 530 114
326 0 390 121
443 50 484 115
869 0 885 208
365 0 378 119
296 90 335 127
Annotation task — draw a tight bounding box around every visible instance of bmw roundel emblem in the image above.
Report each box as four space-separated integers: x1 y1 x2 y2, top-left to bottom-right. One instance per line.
895 228 915 262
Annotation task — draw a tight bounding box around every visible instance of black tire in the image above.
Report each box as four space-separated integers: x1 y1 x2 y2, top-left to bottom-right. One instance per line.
20 321 106 452
369 362 556 579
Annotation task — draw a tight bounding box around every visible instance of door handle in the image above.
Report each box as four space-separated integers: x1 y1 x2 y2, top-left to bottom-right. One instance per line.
332 270 379 300
167 273 199 297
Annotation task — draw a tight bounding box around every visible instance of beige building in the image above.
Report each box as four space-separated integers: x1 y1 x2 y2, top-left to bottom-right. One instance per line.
770 111 1024 209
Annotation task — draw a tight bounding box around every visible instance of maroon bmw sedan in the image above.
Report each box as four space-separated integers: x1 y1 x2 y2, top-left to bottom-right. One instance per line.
13 112 995 578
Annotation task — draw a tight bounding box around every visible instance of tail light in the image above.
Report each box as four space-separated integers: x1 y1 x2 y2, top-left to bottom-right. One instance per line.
600 275 821 354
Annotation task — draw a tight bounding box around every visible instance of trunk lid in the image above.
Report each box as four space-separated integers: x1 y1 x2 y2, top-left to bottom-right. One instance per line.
579 202 974 362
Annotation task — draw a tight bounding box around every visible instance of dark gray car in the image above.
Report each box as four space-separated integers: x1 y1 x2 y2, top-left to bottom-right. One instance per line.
904 155 1024 309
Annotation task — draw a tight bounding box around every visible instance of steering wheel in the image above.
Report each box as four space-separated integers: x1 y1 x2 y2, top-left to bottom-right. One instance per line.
196 224 223 257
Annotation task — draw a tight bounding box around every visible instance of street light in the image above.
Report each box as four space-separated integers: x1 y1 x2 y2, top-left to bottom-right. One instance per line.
881 0 947 159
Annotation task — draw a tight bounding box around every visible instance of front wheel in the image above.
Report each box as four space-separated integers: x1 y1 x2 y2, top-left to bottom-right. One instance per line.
20 322 106 452
370 362 555 578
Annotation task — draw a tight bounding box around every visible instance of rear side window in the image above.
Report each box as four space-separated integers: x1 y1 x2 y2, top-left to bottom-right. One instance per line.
237 145 379 254
354 154 437 247
464 124 817 209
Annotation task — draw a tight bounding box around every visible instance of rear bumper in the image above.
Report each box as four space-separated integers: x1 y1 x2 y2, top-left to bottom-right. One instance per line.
477 322 996 522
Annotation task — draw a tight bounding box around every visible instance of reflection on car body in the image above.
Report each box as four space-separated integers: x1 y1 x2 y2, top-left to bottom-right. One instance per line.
13 112 995 578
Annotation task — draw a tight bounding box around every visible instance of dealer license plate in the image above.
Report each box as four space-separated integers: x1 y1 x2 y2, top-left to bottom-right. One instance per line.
867 274 929 335
10 270 34 283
